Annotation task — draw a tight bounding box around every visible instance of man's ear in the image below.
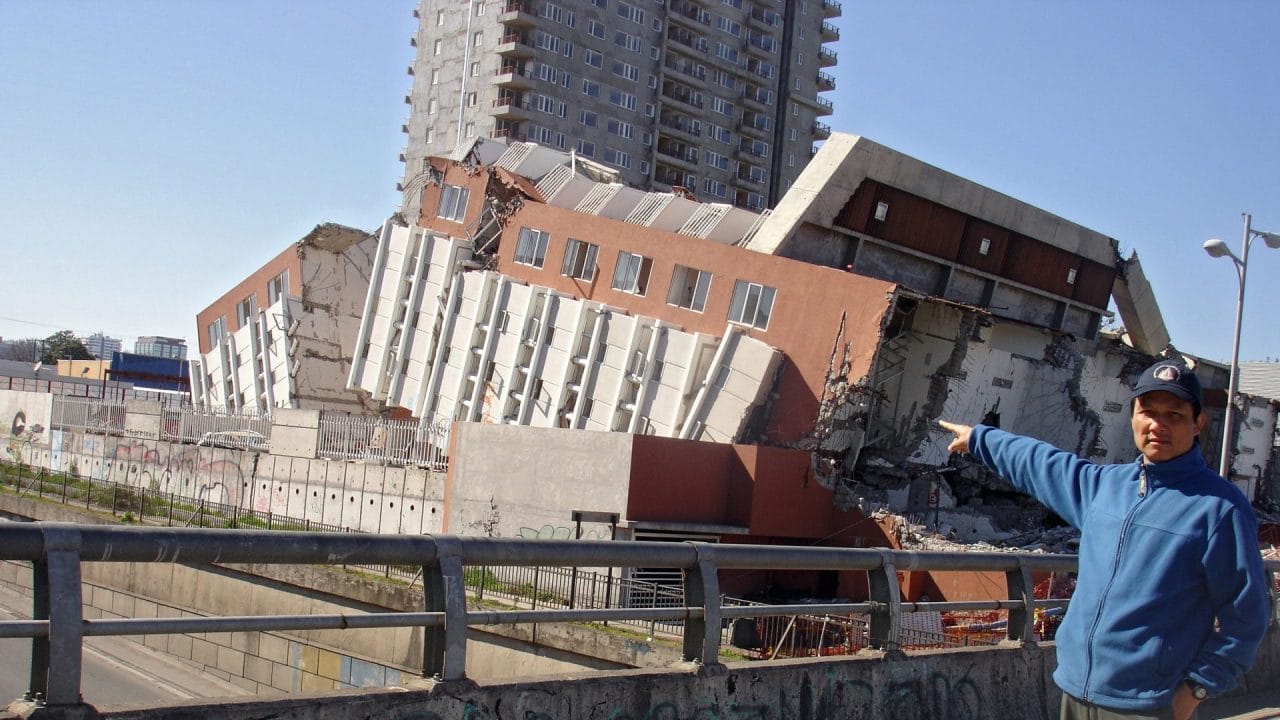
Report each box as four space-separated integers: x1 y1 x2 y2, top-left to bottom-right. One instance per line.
1194 411 1208 436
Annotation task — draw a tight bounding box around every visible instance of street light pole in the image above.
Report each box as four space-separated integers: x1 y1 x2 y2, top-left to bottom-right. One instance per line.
1203 213 1280 480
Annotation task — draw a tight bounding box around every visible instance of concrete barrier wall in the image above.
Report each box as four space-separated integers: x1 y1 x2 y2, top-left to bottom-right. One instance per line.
101 646 1063 720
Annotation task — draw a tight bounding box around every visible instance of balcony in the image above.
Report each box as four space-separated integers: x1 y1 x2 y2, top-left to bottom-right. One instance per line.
816 70 836 91
741 84 773 110
659 114 702 141
748 6 781 29
746 31 778 56
737 138 768 160
496 32 535 57
663 55 707 83
820 20 840 41
494 62 534 89
818 46 838 67
490 125 527 142
656 140 700 170
822 0 842 18
492 93 530 119
498 1 537 27
815 95 834 116
667 26 709 54
739 111 771 138
746 57 775 81
661 83 704 110
813 121 831 139
654 164 692 188
669 0 712 29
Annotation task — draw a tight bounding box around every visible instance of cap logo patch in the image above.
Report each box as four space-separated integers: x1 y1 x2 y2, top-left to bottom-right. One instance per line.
1153 364 1181 382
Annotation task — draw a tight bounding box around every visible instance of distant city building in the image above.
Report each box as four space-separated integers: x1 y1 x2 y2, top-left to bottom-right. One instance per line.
80 332 122 360
134 336 188 360
397 0 841 222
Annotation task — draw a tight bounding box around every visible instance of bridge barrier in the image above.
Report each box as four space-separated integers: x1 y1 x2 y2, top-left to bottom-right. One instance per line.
0 522 1276 719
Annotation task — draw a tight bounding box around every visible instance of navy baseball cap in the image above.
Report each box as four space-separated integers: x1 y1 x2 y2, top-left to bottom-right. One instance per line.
1131 362 1202 409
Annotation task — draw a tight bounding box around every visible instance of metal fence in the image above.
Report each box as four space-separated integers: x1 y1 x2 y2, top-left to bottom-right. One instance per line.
160 406 271 450
317 412 448 469
49 396 127 435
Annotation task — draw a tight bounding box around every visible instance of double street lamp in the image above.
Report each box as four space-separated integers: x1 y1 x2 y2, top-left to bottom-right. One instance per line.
1203 213 1280 479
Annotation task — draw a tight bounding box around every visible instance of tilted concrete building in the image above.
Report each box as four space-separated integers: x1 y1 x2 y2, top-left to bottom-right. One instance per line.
190 224 380 414
345 135 1243 535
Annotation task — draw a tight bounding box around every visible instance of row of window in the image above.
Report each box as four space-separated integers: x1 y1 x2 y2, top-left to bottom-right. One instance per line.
206 270 289 348
511 227 776 330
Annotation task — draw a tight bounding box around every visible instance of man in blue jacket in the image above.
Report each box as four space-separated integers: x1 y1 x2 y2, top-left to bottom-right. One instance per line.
940 361 1270 720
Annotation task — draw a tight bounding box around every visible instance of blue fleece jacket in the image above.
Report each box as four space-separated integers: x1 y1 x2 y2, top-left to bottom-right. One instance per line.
968 425 1269 710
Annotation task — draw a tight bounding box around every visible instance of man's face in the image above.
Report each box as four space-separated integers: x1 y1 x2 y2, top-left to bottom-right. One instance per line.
1131 390 1205 463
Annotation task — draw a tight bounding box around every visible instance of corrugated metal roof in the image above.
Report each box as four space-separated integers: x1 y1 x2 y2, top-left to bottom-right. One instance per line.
1239 362 1280 401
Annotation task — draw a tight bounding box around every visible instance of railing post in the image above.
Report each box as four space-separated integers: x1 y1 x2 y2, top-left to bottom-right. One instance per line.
682 543 723 664
868 549 902 653
1006 557 1037 643
422 538 467 681
167 492 175 526
532 566 540 610
29 525 87 708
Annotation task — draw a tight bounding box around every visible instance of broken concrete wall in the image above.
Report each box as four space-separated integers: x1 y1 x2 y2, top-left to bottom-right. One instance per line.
1232 396 1280 502
292 227 380 412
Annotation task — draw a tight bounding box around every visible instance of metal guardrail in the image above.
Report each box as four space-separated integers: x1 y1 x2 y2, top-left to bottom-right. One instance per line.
161 406 272 450
49 396 126 434
0 522 1102 711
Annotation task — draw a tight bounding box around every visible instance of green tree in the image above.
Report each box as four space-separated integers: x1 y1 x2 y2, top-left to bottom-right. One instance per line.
40 330 94 363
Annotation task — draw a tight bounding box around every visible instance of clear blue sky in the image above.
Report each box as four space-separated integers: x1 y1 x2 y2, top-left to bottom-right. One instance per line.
2 1 1278 363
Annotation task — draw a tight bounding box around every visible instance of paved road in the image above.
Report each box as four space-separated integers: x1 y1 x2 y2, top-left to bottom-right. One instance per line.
0 582 251 709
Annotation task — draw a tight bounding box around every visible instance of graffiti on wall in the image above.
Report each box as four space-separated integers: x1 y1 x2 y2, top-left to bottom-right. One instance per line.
84 440 249 507
388 667 988 720
6 410 45 463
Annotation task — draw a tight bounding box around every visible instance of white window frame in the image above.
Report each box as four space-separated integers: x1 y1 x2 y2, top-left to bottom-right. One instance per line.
611 251 653 295
437 184 470 222
267 270 289 306
514 227 550 267
874 201 889 222
561 239 600 281
728 280 776 330
667 265 712 312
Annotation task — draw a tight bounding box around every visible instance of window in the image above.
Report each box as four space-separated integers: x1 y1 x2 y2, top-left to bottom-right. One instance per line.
611 251 653 295
561 239 600 280
474 1 485 15
604 147 632 168
580 110 598 127
436 10 445 25
874 201 889 222
608 88 637 111
715 42 739 63
207 316 227 347
428 97 438 114
514 227 550 267
535 31 562 53
424 127 433 144
584 49 603 68
437 183 470 221
466 91 478 107
612 60 639 81
717 16 742 36
796 51 805 66
464 121 476 137
668 265 712 312
576 139 596 157
787 153 794 167
607 118 633 138
473 31 484 46
267 270 289 305
712 97 734 116
728 280 776 330
582 79 601 97
614 31 642 53
540 1 564 21
591 0 606 6
470 61 480 77
433 39 442 55
1067 268 1078 285
979 237 991 256
617 2 645 23
236 295 257 327
587 19 605 38
702 178 728 197
430 68 440 85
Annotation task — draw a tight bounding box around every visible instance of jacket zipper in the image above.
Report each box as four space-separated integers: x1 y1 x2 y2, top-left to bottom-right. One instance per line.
1081 463 1148 701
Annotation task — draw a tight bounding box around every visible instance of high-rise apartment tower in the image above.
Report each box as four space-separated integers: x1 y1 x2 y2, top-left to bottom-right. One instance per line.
398 0 839 220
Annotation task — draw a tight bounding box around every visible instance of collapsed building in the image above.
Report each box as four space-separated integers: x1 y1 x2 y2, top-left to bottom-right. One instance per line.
183 133 1277 598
